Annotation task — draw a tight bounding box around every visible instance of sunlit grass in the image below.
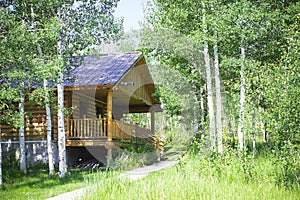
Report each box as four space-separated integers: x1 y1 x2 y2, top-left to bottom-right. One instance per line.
84 153 300 200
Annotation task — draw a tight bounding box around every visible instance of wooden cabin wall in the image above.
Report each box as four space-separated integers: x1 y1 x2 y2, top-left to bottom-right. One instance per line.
70 89 106 119
120 60 155 106
0 101 47 141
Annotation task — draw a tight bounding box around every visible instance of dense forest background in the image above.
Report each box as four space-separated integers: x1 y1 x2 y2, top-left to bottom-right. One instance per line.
121 0 300 188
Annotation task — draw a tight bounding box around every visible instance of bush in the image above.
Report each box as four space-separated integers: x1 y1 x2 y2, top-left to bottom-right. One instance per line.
274 142 300 188
2 150 23 184
108 143 158 171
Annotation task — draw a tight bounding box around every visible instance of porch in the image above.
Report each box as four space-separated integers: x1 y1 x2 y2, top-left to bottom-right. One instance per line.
66 118 156 147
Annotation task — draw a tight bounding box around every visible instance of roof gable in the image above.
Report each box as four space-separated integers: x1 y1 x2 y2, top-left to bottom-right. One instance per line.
65 52 141 87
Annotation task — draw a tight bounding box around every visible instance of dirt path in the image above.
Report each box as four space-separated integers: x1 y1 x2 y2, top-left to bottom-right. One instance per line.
46 160 178 200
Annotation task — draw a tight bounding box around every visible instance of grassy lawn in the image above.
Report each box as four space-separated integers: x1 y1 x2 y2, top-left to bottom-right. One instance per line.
0 167 96 200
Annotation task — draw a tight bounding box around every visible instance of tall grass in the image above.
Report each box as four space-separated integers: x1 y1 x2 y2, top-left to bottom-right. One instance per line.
84 149 300 200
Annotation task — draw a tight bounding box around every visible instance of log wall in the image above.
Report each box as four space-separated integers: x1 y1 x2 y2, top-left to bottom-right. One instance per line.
0 91 70 141
0 102 47 141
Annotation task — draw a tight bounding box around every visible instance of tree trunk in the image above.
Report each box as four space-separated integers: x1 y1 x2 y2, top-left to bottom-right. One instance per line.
202 2 216 151
237 46 246 152
192 82 199 136
258 94 267 144
57 6 67 178
0 127 2 185
200 87 206 139
36 11 55 176
19 88 27 174
57 74 66 178
193 95 199 137
252 98 256 158
214 40 223 153
44 80 55 176
37 43 55 176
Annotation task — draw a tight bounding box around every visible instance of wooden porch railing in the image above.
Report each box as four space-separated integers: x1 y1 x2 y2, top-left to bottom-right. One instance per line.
67 118 107 139
66 118 155 144
112 120 155 144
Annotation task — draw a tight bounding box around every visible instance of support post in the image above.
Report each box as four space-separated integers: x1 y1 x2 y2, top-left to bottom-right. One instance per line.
106 88 113 160
151 110 155 135
151 110 160 161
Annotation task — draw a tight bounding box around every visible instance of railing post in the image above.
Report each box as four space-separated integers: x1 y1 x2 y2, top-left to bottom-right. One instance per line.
69 118 72 139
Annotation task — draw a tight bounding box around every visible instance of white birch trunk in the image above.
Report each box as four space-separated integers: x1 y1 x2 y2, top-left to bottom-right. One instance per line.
0 127 2 185
37 43 55 176
237 47 246 152
193 96 199 136
258 94 267 143
57 6 67 178
44 80 55 176
19 18 27 174
19 88 27 174
200 87 206 139
192 83 199 136
259 110 266 143
252 99 256 158
202 2 216 151
57 76 66 177
214 41 223 153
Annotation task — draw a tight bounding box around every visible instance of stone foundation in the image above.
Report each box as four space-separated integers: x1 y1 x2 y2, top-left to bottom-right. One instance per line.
1 140 58 166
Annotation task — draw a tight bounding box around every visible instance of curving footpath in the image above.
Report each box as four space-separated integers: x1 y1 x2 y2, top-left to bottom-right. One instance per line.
119 160 177 180
46 160 178 200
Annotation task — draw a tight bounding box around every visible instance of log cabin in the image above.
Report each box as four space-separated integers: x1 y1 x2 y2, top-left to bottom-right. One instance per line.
0 52 162 166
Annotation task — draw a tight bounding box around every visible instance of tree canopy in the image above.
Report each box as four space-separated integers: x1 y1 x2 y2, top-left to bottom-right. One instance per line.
141 0 300 154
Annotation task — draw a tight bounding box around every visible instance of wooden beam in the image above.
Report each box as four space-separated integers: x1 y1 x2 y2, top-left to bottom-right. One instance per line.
66 140 107 147
65 85 112 91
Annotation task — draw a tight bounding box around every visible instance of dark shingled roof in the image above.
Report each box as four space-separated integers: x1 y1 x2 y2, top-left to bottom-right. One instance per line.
65 52 142 87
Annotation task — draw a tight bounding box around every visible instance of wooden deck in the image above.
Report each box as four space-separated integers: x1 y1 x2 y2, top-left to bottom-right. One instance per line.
66 118 156 146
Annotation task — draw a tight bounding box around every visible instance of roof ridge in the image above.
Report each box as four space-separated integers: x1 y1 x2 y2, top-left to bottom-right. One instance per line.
87 51 141 58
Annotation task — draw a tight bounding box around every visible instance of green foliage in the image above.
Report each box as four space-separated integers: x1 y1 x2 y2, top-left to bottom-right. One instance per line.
0 87 20 125
144 0 300 155
124 113 149 127
153 86 182 116
274 142 300 188
190 139 300 189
